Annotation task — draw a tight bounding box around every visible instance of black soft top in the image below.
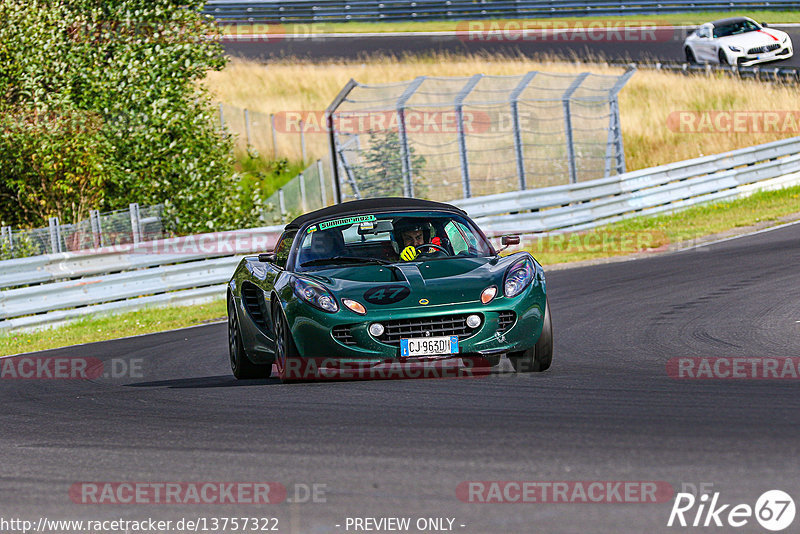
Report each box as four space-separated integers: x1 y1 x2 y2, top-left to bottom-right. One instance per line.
285 197 469 231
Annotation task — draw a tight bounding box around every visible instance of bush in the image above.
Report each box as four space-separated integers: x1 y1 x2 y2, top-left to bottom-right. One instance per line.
0 0 253 234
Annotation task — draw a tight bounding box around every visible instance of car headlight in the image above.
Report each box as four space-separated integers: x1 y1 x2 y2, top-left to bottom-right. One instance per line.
293 277 339 313
728 45 742 52
783 35 789 43
503 258 534 298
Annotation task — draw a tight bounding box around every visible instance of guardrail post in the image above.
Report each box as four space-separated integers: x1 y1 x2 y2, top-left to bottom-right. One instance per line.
299 172 308 213
509 71 537 191
396 77 426 198
317 159 327 205
300 119 307 164
129 203 141 245
90 209 103 249
48 217 62 254
278 189 286 218
244 108 251 147
562 73 590 184
455 74 483 199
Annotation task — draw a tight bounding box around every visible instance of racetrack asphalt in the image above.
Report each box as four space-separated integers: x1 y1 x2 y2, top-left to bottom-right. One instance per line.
2 221 799 532
222 25 800 67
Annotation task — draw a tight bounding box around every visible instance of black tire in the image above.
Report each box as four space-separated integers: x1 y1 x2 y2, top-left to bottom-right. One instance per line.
509 298 553 373
228 296 271 379
685 47 697 64
718 48 729 65
273 303 301 383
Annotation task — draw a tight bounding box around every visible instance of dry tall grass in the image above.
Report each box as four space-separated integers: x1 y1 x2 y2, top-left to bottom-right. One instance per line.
203 54 800 171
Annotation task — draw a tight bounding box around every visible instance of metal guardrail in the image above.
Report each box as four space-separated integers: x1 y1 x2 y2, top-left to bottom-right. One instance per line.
3 137 799 332
610 61 800 84
452 136 800 235
205 1 800 23
0 226 284 331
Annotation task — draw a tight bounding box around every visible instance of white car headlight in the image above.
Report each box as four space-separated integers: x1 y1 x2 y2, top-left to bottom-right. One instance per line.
503 258 534 298
783 35 789 43
293 277 339 313
728 45 742 52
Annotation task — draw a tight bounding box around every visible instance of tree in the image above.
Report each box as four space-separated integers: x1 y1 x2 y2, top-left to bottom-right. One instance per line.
0 0 244 233
350 130 426 198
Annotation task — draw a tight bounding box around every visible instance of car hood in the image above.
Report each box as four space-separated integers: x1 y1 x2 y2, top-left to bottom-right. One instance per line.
717 29 787 47
302 256 520 308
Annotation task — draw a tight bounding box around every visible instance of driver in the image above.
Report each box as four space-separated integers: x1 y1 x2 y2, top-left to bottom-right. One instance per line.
393 219 441 261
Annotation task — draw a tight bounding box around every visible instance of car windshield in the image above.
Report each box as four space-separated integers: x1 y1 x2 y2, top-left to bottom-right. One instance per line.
293 211 494 271
713 19 760 38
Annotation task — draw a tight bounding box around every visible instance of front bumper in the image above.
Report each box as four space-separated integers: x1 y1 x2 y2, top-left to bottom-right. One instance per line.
286 283 546 363
730 43 793 66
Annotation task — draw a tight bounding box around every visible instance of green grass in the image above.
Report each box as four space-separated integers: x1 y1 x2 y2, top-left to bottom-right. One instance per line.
224 11 800 34
528 185 800 265
0 299 227 357
4 184 800 356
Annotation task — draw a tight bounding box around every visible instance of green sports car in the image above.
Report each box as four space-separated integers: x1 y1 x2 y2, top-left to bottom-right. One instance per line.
227 198 552 382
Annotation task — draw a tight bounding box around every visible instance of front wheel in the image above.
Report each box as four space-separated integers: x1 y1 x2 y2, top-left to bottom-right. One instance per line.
228 296 271 379
685 46 697 64
274 304 302 383
718 48 729 65
509 299 553 373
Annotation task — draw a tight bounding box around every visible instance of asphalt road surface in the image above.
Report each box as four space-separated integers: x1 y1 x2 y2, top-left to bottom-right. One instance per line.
222 25 800 67
2 221 800 533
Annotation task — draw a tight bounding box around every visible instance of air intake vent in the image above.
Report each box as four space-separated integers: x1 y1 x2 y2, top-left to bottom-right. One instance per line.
332 325 357 345
377 314 478 346
241 283 267 329
497 311 516 331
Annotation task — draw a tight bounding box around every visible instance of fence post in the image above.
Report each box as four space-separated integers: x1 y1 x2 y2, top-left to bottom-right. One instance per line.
455 74 483 199
604 67 635 176
300 119 307 164
90 209 103 249
129 203 141 245
396 77 426 198
278 189 286 219
48 217 62 254
1 226 12 255
509 72 537 191
299 172 308 213
244 108 251 147
270 113 278 157
317 159 327 206
562 73 590 184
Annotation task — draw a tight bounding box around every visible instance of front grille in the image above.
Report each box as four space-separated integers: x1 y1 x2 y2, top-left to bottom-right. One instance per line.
748 43 781 55
378 314 479 346
332 325 356 345
241 283 267 329
497 311 516 331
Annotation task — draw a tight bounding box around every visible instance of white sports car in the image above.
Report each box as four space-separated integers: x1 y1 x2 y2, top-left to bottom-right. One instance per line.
684 17 793 66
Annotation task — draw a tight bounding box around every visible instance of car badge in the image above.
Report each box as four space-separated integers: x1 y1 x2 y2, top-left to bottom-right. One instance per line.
419 298 429 305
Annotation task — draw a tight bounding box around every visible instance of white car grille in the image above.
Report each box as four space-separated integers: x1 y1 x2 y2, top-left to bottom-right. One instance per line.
748 43 781 55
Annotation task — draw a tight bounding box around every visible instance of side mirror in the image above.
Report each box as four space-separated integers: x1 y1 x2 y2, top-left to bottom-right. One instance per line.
498 235 520 253
761 22 769 28
258 253 276 263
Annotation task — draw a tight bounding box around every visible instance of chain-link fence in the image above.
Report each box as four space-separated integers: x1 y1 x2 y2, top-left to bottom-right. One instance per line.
0 204 164 260
328 68 635 202
262 158 336 224
217 103 331 165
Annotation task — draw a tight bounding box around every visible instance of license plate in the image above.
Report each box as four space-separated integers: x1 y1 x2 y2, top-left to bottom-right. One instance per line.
401 336 459 357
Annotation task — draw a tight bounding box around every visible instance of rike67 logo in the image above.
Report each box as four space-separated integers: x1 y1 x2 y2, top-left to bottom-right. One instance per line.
668 490 795 531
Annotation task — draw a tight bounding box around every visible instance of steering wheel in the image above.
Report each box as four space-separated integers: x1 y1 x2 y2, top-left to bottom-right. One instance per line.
417 243 448 255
